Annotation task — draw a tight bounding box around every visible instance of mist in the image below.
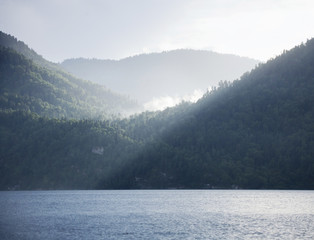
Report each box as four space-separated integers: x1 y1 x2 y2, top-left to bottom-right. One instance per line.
1 1 314 238
144 89 204 111
61 49 258 111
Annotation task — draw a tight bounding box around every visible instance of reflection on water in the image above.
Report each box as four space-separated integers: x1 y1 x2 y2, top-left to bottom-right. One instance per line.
0 190 313 239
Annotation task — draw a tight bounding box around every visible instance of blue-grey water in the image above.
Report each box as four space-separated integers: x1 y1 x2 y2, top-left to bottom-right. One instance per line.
0 190 313 239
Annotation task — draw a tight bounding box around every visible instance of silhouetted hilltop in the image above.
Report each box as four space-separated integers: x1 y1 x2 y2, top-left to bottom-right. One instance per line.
62 50 259 104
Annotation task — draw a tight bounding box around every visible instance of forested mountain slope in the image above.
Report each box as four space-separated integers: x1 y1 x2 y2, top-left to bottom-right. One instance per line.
0 31 62 72
0 102 190 190
1 32 313 190
0 111 142 189
61 50 259 104
0 32 141 119
100 39 314 189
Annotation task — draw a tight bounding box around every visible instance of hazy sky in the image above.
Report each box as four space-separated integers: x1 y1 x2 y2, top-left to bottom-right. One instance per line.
1 0 314 63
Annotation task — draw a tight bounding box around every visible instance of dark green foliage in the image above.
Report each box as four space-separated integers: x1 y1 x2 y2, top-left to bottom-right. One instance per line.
1 30 314 190
0 46 140 119
100 39 314 190
0 31 141 119
0 31 44 65
0 110 141 190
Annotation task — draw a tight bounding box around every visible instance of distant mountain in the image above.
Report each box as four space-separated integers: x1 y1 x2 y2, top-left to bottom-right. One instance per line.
1 30 313 190
61 50 259 106
0 31 141 118
100 39 314 189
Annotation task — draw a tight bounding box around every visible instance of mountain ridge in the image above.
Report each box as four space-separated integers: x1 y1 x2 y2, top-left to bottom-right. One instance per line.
100 39 314 189
0 31 313 190
61 49 259 105
0 31 142 119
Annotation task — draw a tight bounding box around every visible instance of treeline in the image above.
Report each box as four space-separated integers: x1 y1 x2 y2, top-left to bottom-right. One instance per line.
100 40 314 189
0 103 193 190
0 46 141 119
61 49 259 103
1 30 314 190
0 110 143 190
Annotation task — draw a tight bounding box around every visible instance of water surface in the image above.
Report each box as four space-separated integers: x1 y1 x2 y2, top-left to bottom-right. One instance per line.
0 190 313 239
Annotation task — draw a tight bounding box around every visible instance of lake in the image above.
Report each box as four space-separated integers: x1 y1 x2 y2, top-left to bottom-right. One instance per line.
0 190 313 239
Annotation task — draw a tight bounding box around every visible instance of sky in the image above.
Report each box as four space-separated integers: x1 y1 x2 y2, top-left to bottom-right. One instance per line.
1 0 314 63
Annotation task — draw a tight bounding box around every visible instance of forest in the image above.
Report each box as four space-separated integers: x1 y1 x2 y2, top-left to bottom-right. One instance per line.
0 31 313 190
0 31 141 119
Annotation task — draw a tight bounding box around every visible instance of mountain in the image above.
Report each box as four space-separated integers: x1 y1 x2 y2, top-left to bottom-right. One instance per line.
100 39 314 189
61 50 259 106
0 31 141 118
0 101 189 190
0 31 61 71
1 31 313 190
0 111 141 190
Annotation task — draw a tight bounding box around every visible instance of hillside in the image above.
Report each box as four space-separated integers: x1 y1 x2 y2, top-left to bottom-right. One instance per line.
1 33 313 190
0 101 190 190
0 32 141 119
0 111 141 190
0 31 61 71
100 39 314 189
61 50 259 107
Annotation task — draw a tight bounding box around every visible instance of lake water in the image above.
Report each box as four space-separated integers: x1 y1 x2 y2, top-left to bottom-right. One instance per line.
0 190 313 239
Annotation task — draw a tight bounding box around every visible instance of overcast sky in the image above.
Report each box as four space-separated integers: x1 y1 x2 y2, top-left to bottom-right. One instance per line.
1 0 314 63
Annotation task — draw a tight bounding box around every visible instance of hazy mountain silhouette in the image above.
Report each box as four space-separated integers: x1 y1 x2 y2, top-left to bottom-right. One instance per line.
61 50 259 109
1 32 314 190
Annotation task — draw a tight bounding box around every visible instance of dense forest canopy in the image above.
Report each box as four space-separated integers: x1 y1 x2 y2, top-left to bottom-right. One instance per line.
0 32 142 119
104 40 314 189
0 30 313 190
